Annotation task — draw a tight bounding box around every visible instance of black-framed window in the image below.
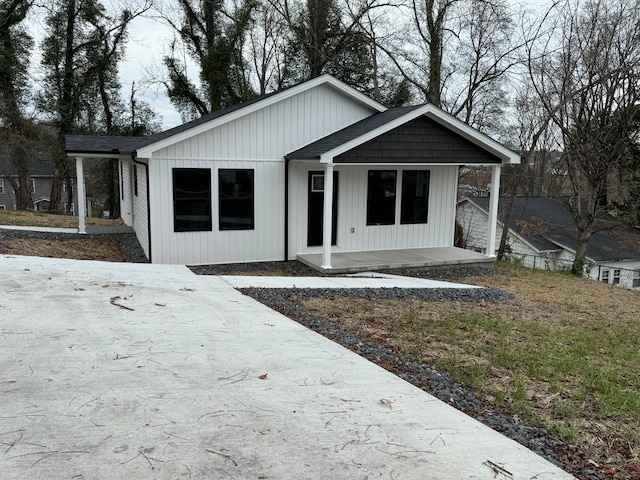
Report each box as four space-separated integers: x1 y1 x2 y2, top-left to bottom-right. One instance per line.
366 170 396 225
401 170 430 224
173 168 212 232
219 169 254 230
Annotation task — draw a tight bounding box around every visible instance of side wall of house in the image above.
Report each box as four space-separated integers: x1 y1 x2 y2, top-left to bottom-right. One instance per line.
119 159 133 227
144 83 376 265
132 160 150 259
288 164 459 258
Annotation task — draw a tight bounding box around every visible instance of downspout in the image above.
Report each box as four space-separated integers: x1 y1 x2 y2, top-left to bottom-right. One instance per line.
284 157 290 261
131 153 152 263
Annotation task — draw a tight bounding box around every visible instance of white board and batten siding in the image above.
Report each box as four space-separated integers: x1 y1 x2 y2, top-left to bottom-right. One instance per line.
132 160 150 259
119 159 133 227
150 84 375 161
288 163 459 259
148 158 284 265
142 83 376 265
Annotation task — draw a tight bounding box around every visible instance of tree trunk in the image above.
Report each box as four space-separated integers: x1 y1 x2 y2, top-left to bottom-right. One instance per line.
572 227 592 275
496 191 515 261
50 0 77 213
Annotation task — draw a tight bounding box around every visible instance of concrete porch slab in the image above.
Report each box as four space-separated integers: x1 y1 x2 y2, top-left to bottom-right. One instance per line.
297 246 494 273
0 255 574 479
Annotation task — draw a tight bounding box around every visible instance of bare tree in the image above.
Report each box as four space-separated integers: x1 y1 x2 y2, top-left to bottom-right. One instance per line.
443 0 523 134
526 0 640 273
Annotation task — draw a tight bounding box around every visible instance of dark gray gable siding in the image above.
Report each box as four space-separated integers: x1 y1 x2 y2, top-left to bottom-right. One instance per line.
335 116 502 164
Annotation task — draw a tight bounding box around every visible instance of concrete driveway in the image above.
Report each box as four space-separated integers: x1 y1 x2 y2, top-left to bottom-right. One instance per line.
1 255 575 479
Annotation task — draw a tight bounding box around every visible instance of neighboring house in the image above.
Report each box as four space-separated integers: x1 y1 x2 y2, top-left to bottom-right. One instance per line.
0 156 66 212
65 75 520 270
458 196 640 289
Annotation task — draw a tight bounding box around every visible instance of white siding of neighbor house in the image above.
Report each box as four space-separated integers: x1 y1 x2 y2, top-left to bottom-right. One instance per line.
132 161 150 259
589 260 640 290
119 159 133 227
148 158 285 265
150 84 374 161
288 163 459 259
457 200 555 267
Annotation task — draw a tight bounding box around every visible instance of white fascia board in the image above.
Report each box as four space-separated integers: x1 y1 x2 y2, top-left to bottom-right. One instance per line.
320 104 520 165
137 75 386 158
66 153 131 160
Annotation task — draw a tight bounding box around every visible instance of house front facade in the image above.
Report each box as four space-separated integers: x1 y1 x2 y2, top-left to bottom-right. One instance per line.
66 75 520 269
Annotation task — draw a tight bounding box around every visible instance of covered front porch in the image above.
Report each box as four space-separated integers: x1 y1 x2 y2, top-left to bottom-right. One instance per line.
297 246 493 273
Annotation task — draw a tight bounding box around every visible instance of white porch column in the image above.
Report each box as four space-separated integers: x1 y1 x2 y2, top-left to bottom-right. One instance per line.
321 163 334 269
486 165 501 256
75 157 86 234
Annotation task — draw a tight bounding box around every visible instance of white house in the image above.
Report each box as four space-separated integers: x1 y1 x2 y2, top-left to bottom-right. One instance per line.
458 196 640 289
66 75 520 271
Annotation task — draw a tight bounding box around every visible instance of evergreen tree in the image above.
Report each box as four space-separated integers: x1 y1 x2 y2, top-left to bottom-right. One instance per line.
162 0 258 118
0 0 35 210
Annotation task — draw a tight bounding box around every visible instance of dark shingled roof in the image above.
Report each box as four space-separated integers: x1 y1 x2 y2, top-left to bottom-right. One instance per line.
285 106 422 160
470 196 640 262
65 135 144 155
0 154 55 176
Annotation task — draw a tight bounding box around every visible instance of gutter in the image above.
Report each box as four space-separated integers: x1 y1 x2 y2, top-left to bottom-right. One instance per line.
131 153 152 263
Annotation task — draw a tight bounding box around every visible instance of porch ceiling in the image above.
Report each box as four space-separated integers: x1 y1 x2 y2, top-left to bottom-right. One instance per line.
297 247 494 274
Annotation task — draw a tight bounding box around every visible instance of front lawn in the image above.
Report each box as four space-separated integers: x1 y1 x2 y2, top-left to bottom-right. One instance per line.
302 264 640 478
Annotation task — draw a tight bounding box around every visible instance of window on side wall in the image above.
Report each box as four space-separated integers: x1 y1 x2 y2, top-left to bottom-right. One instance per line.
0 178 4 194
601 269 610 283
401 170 430 224
367 170 396 225
219 169 254 230
612 269 621 285
633 270 640 288
173 168 212 232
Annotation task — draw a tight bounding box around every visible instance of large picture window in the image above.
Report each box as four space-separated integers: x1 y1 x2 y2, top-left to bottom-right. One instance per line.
173 168 212 232
367 170 396 225
401 170 430 224
219 169 254 230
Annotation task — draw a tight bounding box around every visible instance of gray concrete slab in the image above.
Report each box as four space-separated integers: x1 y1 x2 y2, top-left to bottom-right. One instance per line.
220 273 480 289
0 225 78 234
297 247 494 273
0 255 575 479
1 224 135 235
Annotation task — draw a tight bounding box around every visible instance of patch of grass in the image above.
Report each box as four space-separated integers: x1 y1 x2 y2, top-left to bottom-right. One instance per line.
0 209 124 228
302 264 640 477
